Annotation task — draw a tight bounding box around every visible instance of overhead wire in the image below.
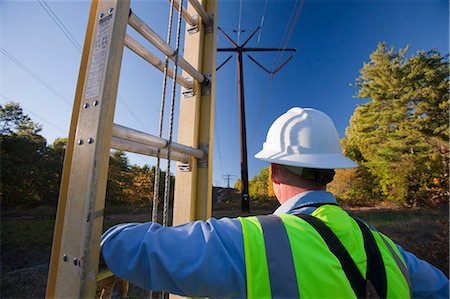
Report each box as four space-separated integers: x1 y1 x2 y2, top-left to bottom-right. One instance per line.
254 0 305 146
248 0 275 146
273 0 304 68
37 0 82 53
0 46 71 106
214 109 224 177
0 93 68 135
257 0 270 43
35 0 152 139
237 0 244 44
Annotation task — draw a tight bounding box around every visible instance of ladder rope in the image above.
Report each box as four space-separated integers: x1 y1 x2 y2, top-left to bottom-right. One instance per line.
152 0 177 224
151 2 178 298
163 0 184 227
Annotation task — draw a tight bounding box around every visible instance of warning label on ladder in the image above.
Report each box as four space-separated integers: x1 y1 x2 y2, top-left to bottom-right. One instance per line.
85 14 113 100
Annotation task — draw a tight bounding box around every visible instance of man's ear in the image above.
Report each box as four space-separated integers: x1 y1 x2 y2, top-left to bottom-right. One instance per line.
270 164 281 184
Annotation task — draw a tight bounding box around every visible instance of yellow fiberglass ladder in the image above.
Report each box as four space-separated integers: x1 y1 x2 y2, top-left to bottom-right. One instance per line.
45 0 217 297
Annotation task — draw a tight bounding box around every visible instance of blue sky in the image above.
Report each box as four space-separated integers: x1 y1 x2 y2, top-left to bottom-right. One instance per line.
1 0 448 187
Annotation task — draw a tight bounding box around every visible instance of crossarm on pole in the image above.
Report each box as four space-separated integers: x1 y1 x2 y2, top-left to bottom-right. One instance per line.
217 27 238 47
216 55 233 71
272 55 294 76
247 55 272 75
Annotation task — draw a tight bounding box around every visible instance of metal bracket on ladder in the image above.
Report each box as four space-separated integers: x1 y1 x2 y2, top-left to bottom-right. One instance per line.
187 15 199 35
198 143 208 168
201 74 212 96
178 161 191 172
182 83 195 98
204 14 214 34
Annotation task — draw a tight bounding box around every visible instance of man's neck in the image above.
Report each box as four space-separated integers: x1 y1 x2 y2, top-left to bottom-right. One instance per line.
277 184 325 205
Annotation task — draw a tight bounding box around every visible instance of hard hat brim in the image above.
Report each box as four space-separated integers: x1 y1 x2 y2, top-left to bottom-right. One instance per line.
255 149 358 169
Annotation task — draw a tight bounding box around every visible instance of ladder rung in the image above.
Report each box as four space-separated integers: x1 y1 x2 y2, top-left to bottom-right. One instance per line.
165 0 198 27
124 35 193 89
188 0 211 25
111 136 190 163
112 124 204 159
128 12 206 84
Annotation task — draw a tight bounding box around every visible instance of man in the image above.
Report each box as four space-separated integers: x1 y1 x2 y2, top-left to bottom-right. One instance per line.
101 107 448 298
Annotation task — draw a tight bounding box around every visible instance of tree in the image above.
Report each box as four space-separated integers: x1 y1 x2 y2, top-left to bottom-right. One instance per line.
0 102 48 208
234 179 242 193
106 151 132 203
344 43 449 206
0 102 42 136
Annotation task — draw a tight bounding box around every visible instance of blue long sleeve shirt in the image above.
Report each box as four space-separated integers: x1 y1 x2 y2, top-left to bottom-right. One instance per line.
101 191 449 298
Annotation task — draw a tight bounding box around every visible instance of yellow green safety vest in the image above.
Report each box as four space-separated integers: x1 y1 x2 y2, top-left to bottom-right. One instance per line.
239 205 411 299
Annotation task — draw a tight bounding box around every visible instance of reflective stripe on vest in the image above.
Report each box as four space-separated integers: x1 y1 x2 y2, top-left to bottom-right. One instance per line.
239 205 411 299
256 215 300 298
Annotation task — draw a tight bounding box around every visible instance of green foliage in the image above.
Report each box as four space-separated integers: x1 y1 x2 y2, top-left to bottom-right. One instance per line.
0 102 62 208
0 102 174 209
234 179 242 192
248 167 276 200
0 102 42 136
328 168 380 207
343 43 449 206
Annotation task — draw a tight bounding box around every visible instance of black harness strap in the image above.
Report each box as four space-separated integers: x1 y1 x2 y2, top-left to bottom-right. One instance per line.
296 214 367 298
353 217 387 299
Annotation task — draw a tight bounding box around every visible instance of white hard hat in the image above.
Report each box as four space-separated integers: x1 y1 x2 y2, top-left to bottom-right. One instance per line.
255 107 357 169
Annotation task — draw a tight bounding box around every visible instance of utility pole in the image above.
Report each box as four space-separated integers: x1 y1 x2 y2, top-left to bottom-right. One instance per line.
222 173 236 202
222 173 236 189
217 27 296 213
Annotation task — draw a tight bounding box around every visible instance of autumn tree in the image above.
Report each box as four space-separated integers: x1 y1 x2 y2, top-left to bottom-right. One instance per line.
344 44 449 206
106 151 132 203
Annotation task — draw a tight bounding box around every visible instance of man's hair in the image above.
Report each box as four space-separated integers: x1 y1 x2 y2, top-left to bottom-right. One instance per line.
285 166 335 186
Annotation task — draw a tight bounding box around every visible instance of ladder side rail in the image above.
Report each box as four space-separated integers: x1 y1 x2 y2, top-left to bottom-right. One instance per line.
128 12 206 84
111 137 190 163
124 35 194 89
45 1 99 297
173 0 217 227
46 1 131 297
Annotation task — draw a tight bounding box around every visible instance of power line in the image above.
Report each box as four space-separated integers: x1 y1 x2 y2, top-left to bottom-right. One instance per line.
0 46 71 106
273 0 305 68
117 94 151 132
37 0 82 53
34 1 152 134
237 0 244 44
257 0 270 43
0 93 68 134
214 108 224 176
